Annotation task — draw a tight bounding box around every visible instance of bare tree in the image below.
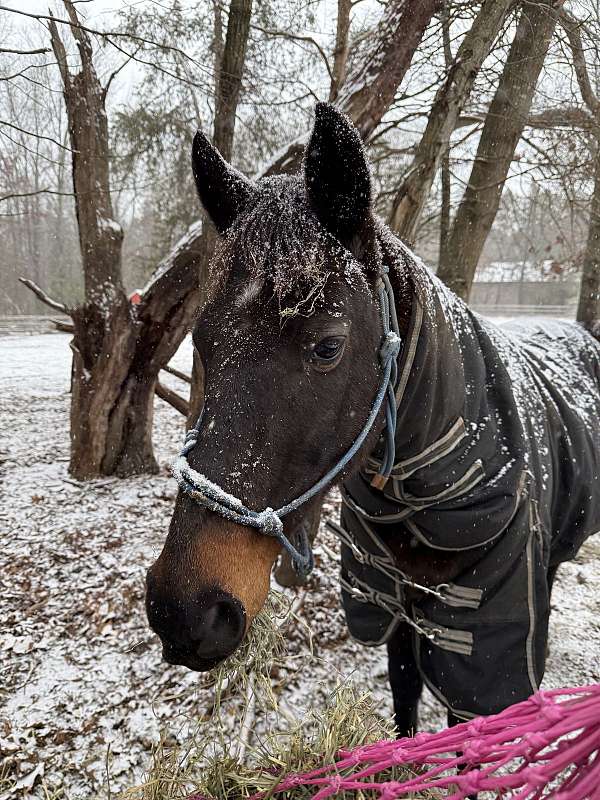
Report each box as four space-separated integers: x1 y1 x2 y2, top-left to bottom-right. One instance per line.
329 0 351 102
263 0 443 176
388 0 514 244
43 2 144 478
14 0 255 479
187 0 253 423
14 0 442 481
559 9 600 326
437 0 562 300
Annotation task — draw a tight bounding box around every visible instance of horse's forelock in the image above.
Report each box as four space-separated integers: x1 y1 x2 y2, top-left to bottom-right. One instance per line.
207 176 360 312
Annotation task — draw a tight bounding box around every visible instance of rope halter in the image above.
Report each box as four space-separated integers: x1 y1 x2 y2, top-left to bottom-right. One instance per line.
172 268 401 577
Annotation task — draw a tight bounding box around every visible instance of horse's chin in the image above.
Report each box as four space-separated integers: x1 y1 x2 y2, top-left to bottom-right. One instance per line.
162 647 228 673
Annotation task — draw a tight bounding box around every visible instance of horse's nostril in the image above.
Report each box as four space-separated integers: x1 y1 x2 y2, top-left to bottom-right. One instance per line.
146 586 247 671
191 594 246 658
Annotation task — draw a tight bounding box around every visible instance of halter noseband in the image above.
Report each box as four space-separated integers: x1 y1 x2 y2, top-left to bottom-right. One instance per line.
172 268 401 577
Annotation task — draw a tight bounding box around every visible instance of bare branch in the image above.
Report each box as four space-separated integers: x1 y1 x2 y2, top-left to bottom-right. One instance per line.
560 9 600 118
0 46 51 55
0 187 75 202
0 119 73 151
162 364 192 384
19 277 71 315
527 106 594 130
103 48 141 98
0 4 215 85
253 24 334 85
52 318 75 333
155 382 189 417
48 12 71 91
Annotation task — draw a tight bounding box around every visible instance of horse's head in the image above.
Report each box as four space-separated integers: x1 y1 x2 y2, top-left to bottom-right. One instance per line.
146 104 393 670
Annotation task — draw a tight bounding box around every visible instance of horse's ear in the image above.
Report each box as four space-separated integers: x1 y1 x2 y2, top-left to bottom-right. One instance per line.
304 103 372 245
192 131 255 234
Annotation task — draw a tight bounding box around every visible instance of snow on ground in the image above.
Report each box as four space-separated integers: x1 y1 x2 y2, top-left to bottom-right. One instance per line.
0 331 599 799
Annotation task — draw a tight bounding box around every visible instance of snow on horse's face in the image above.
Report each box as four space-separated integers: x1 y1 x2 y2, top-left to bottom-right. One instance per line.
146 105 385 671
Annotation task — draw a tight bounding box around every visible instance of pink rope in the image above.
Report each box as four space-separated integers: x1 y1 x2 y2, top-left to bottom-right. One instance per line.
242 684 600 799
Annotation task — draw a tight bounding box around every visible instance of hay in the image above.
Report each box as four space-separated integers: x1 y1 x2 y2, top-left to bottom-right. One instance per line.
120 593 428 800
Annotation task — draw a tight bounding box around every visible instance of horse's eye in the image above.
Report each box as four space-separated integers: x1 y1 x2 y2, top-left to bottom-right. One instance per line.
312 336 346 364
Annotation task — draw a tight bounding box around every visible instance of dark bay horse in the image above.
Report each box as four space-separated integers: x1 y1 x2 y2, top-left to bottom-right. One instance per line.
146 103 600 734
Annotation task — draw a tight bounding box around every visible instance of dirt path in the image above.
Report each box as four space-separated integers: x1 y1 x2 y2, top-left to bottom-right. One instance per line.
1 333 598 798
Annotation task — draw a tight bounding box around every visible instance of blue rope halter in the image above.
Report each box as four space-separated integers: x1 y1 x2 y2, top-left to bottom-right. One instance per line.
172 268 401 578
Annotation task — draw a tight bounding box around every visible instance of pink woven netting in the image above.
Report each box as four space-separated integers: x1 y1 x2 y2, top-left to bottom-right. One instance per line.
249 684 600 799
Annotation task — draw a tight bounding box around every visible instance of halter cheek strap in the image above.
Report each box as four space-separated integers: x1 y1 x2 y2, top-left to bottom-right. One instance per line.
172 268 401 577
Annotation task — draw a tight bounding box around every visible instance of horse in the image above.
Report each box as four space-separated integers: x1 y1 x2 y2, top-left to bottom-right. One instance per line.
146 103 600 736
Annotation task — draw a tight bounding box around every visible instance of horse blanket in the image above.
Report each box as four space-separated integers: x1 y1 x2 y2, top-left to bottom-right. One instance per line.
338 234 600 719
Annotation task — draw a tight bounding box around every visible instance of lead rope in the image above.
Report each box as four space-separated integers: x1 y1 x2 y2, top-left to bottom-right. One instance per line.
172 267 401 577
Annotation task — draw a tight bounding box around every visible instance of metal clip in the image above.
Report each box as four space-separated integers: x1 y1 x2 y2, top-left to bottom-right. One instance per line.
402 578 447 600
350 587 366 600
423 626 442 641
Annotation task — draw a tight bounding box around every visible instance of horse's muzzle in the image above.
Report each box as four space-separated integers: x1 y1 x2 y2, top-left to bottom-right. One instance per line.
145 578 246 671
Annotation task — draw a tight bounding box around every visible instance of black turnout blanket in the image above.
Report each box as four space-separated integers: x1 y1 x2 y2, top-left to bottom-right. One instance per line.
339 235 600 719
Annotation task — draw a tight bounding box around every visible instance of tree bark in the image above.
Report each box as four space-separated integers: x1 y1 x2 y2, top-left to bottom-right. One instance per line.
212 0 253 163
389 0 514 244
329 0 351 102
437 0 561 300
577 142 600 325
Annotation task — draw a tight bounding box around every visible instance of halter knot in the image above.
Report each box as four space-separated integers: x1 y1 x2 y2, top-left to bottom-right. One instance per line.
255 507 284 538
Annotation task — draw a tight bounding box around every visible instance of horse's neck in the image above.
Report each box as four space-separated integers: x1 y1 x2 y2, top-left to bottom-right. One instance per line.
389 264 414 339
377 231 475 584
377 229 416 339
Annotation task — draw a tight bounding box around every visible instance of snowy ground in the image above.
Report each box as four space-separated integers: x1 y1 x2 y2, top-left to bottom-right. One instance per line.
1 331 599 799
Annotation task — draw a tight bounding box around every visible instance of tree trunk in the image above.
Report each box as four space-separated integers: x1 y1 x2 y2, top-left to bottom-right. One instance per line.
188 0 253 425
438 3 453 262
389 0 513 244
577 139 600 325
329 0 351 102
47 1 174 479
212 0 252 163
560 8 600 326
437 0 561 300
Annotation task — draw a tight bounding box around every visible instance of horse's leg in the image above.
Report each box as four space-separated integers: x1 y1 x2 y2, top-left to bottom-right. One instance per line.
447 710 467 728
387 622 423 737
547 563 559 596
